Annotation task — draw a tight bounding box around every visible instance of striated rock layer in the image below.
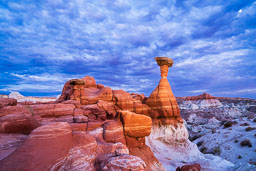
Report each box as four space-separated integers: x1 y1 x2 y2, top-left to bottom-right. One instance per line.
146 57 182 125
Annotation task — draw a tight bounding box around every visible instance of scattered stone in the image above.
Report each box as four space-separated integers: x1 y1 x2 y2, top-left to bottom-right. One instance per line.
240 122 249 126
176 163 201 171
240 139 252 147
245 127 256 132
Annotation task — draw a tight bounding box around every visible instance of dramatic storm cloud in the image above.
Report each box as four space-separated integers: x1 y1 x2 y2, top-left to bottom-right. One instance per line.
0 0 256 98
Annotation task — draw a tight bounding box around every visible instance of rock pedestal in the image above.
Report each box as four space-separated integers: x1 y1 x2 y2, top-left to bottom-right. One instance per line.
146 57 182 125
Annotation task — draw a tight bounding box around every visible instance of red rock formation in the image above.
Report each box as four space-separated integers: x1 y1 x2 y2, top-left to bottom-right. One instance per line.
119 111 152 148
96 142 129 169
82 104 106 121
69 123 87 131
29 103 75 118
0 122 73 171
82 75 97 88
120 111 152 138
103 120 126 145
176 163 201 171
0 134 27 161
97 100 119 119
129 146 166 171
53 131 98 171
146 57 181 124
0 114 40 134
56 76 113 105
177 93 216 101
0 105 31 117
0 98 17 108
112 90 134 111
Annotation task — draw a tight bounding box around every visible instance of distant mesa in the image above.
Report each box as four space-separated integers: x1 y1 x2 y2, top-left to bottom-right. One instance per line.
177 93 216 101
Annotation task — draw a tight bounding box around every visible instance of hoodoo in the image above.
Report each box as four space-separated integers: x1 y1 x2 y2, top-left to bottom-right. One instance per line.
146 57 182 125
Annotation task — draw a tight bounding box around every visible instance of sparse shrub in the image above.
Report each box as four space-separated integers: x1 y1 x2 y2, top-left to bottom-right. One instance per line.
237 155 242 159
200 147 207 154
212 128 216 134
224 121 233 128
245 127 256 132
240 122 249 126
249 161 256 165
197 141 204 147
253 118 256 123
255 134 256 137
212 146 221 156
220 120 228 125
189 135 201 141
234 140 238 143
240 139 252 147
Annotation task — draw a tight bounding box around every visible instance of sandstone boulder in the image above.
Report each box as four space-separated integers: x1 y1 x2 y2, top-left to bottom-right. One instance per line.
102 155 146 171
103 120 126 144
176 163 201 171
0 114 40 134
120 111 152 138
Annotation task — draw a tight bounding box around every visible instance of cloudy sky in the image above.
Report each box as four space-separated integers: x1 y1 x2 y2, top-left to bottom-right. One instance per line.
0 0 256 98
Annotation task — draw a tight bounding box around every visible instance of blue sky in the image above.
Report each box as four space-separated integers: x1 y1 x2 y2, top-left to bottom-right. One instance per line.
0 0 256 98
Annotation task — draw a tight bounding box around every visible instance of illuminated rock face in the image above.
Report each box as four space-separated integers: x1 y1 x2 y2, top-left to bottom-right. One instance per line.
146 57 182 125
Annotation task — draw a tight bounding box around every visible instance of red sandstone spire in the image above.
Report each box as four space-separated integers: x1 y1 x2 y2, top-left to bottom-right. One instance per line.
146 57 182 124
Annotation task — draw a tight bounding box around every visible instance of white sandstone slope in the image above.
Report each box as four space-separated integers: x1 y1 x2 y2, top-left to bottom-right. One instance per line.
146 122 234 171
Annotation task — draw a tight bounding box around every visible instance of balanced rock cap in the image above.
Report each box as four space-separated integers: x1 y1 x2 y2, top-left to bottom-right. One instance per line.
155 57 173 67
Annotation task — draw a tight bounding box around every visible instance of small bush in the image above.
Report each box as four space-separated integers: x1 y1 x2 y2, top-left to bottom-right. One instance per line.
212 128 216 134
200 147 207 154
245 127 256 132
240 139 252 147
189 135 201 141
253 118 256 123
237 155 242 159
197 141 204 147
234 140 238 143
255 134 256 137
249 161 256 165
240 123 249 126
212 146 221 156
224 121 233 128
